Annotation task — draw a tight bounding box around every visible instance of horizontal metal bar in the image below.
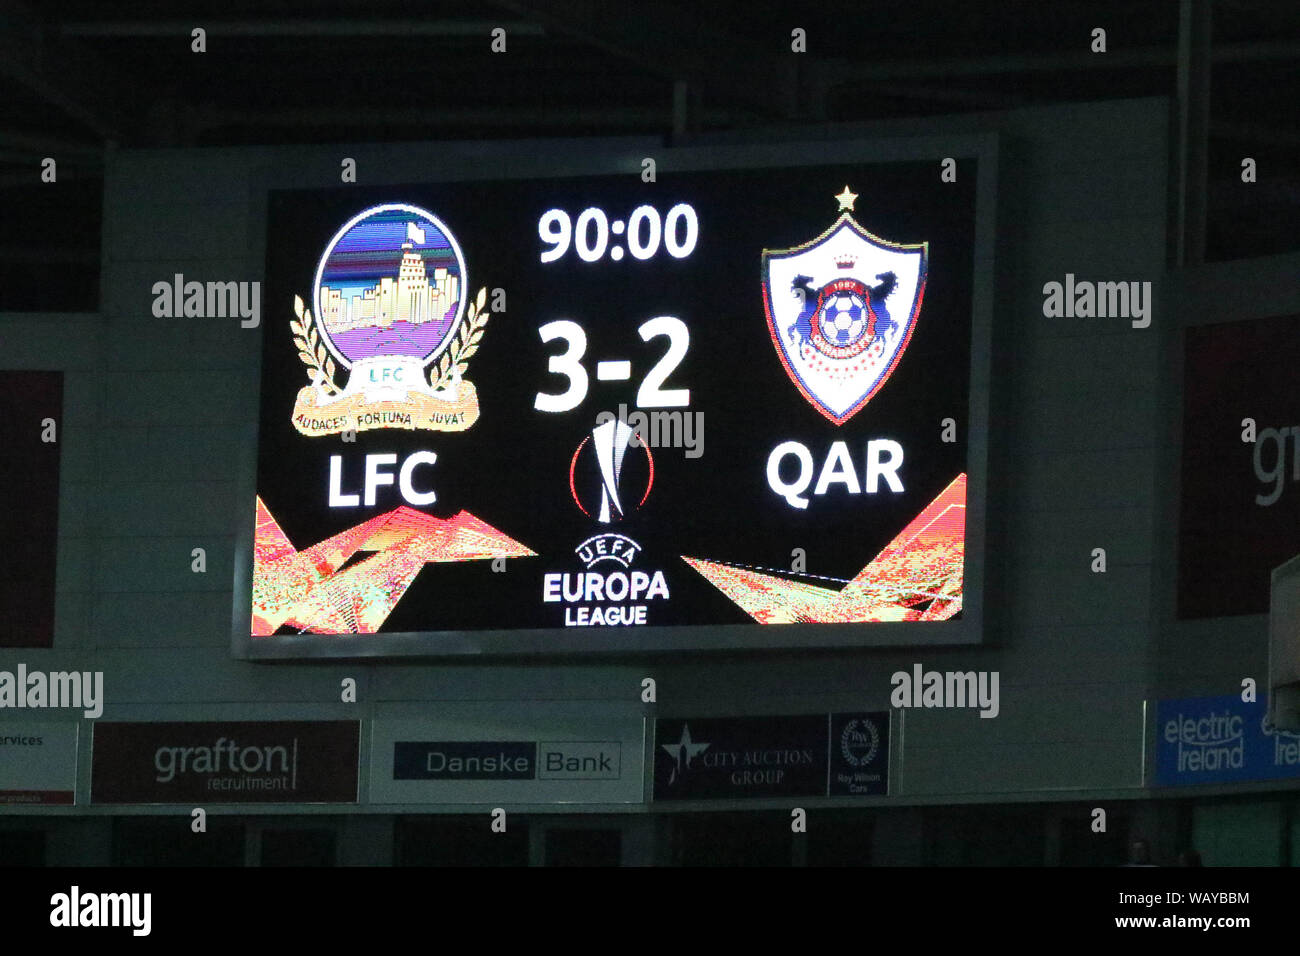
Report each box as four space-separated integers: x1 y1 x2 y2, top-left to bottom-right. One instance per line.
817 39 1300 83
61 19 546 38
0 244 99 264
0 129 105 159
193 105 746 129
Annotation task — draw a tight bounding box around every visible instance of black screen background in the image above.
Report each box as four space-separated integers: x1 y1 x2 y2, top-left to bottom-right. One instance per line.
257 160 977 634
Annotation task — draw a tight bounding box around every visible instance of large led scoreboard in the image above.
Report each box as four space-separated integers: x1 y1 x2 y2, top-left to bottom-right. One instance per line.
235 138 995 657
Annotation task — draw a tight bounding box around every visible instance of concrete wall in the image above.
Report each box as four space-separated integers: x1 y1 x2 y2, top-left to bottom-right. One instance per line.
2 97 1181 822
1153 251 1300 705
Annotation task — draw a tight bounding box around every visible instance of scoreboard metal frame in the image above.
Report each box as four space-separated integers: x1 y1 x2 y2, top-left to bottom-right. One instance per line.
232 131 997 659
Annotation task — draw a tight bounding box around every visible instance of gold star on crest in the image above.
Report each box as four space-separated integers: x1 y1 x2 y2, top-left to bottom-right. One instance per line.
835 186 858 211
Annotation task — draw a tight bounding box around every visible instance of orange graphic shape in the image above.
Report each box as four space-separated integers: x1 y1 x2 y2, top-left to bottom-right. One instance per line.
251 498 535 635
682 473 966 624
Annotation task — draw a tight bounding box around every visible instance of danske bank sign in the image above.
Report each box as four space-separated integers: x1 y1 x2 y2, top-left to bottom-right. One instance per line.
393 740 621 781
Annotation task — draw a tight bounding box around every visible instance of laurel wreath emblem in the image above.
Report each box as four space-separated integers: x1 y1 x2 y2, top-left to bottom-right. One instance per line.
291 295 339 395
429 286 490 391
290 287 490 394
840 718 879 767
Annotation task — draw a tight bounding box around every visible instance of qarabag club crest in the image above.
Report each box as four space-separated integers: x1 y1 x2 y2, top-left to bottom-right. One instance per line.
762 187 927 425
290 203 491 436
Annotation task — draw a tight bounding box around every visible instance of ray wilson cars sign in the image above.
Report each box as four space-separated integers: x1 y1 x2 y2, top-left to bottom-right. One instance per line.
239 137 993 657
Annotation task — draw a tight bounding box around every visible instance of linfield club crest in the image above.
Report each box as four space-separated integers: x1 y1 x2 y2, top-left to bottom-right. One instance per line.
290 203 491 436
762 187 927 425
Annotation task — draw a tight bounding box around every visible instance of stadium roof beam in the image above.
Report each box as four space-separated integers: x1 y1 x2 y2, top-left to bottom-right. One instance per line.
813 38 1300 84
0 242 98 263
188 104 758 134
489 0 801 119
0 128 105 158
0 0 134 142
836 81 1027 111
1211 121 1300 147
1175 0 1212 267
59 19 546 38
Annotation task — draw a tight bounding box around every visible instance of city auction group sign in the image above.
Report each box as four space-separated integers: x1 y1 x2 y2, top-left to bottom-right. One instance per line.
654 713 890 800
241 144 989 656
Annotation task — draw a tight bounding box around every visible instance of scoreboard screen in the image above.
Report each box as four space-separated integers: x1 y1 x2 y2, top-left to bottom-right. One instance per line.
238 141 992 657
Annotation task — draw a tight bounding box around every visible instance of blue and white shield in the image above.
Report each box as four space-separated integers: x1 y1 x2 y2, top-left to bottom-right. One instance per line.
762 212 927 425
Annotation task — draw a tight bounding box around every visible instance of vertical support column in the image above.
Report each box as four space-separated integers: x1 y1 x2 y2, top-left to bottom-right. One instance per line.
1279 797 1293 867
339 814 394 865
528 816 546 866
871 807 925 865
244 817 261 867
1130 798 1182 865
1043 809 1062 866
620 814 655 866
805 66 830 123
47 817 113 865
670 79 702 145
650 812 676 866
1175 0 1212 266
791 826 808 867
672 79 689 140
